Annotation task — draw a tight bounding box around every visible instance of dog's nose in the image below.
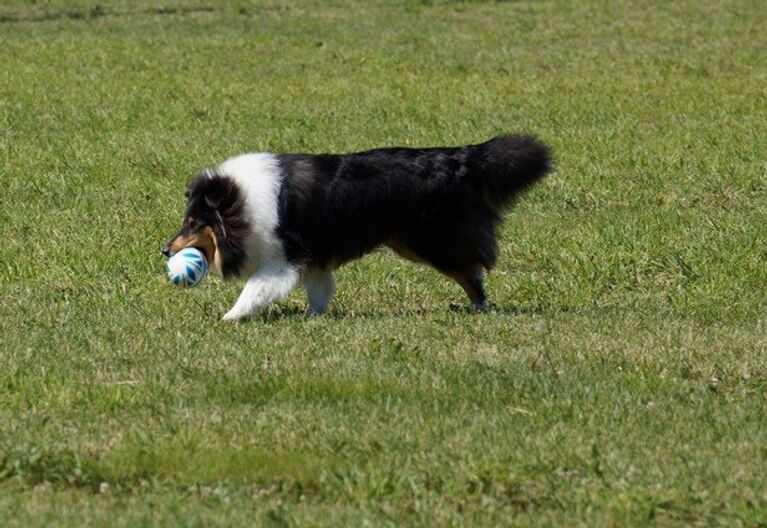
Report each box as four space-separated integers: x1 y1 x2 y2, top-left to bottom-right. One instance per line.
162 244 171 258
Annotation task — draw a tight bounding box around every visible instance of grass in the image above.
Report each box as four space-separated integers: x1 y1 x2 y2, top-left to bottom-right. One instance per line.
1 0 766 525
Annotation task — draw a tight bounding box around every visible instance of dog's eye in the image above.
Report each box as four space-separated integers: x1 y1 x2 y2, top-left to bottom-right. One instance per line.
187 218 197 228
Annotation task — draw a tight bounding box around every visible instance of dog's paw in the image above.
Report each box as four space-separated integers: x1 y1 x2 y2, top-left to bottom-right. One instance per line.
305 305 328 319
222 310 244 322
474 300 489 313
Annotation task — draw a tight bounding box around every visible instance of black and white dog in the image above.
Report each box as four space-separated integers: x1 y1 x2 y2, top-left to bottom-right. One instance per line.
163 135 552 321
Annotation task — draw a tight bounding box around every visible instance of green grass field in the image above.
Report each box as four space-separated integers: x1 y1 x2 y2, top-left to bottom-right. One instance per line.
2 0 766 525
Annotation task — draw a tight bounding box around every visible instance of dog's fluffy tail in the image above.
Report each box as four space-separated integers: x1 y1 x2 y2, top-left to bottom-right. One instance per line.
471 134 553 213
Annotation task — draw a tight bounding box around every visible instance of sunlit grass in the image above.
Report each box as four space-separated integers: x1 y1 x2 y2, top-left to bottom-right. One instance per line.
1 0 766 525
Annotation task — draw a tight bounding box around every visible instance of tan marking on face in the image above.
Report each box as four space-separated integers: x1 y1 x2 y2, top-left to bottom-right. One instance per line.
210 229 224 275
168 226 220 273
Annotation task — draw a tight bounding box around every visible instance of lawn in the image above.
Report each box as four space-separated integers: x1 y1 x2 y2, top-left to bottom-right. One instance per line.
1 0 766 525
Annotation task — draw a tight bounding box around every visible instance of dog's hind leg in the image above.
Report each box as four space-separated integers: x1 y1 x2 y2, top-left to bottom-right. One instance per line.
222 260 301 322
389 240 489 311
445 265 488 312
304 269 335 315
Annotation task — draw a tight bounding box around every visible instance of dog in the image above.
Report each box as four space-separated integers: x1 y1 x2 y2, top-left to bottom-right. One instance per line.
163 135 552 321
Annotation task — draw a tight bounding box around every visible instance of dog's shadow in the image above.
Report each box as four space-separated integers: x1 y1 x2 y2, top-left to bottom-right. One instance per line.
248 302 552 323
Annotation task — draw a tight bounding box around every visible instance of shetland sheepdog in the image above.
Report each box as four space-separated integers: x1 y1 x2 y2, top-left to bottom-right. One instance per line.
163 135 552 321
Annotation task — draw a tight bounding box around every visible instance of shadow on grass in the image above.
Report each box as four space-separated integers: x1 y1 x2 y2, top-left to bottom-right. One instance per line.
245 302 565 323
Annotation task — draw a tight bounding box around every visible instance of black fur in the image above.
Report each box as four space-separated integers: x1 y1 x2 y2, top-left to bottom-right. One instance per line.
275 135 552 273
184 173 250 278
174 135 552 301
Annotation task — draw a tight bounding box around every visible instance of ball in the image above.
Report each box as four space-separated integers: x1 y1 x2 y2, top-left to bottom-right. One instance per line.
166 247 208 287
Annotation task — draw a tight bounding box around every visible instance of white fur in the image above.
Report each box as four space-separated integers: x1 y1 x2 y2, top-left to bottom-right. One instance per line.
215 153 300 321
304 269 335 315
222 259 300 322
216 153 284 277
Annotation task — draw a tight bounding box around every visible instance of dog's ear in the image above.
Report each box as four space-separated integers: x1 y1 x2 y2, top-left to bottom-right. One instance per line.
187 170 220 208
188 169 241 213
202 183 228 210
205 194 220 209
203 177 241 214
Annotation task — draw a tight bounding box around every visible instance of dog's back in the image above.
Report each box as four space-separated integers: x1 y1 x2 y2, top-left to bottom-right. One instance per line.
276 135 552 274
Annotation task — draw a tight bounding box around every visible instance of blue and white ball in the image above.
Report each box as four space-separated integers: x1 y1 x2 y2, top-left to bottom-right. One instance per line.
166 247 208 287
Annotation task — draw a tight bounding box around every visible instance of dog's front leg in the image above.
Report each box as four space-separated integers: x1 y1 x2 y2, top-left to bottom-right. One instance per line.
222 260 300 322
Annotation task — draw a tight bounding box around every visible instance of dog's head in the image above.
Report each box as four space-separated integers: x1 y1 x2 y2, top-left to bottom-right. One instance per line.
162 171 248 278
